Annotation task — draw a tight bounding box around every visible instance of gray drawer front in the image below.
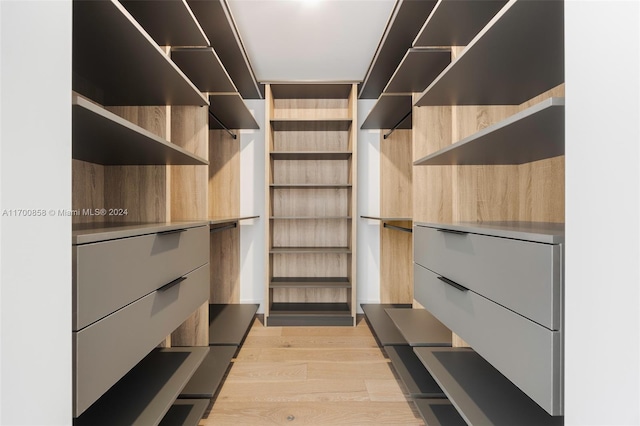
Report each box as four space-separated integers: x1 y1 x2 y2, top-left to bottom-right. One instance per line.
414 225 561 330
73 263 209 417
414 264 562 416
74 225 208 330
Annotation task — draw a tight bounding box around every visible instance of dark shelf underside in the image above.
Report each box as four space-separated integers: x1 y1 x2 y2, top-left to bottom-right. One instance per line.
209 304 258 346
268 303 353 326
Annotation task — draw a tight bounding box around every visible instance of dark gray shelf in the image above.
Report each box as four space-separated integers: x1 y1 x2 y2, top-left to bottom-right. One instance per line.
171 48 237 93
414 347 564 425
75 347 208 426
72 221 208 245
119 0 209 47
384 48 451 94
187 0 262 99
73 0 207 106
271 84 353 99
361 216 412 222
270 151 352 160
159 399 210 426
415 0 564 106
270 184 352 189
359 0 438 99
385 308 452 347
413 0 508 47
415 221 565 244
209 216 259 226
385 345 445 398
72 95 208 166
209 93 259 130
179 346 236 398
270 119 352 132
414 97 565 165
268 303 353 326
361 304 410 346
413 399 466 426
270 216 351 220
270 277 351 289
270 247 352 254
360 94 412 130
209 304 258 346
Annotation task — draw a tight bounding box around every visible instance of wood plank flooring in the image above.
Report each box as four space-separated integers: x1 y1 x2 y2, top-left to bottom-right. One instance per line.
199 317 425 425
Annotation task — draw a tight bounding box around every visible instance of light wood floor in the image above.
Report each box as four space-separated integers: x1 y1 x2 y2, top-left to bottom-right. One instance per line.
199 317 425 425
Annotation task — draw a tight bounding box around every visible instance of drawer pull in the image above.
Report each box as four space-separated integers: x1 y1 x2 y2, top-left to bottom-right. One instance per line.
437 276 469 292
158 276 187 292
437 228 468 236
157 228 188 236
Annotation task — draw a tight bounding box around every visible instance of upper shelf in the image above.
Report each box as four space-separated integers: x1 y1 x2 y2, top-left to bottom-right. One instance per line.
209 93 259 130
271 84 353 99
359 0 438 99
414 97 564 166
415 0 564 106
119 0 209 47
270 119 352 132
384 48 451 94
72 95 208 166
187 0 263 99
361 94 412 130
171 48 237 93
413 0 508 47
414 347 564 426
73 0 207 106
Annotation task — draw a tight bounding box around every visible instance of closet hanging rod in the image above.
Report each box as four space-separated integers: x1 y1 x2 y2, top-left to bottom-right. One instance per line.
383 111 412 140
383 223 412 233
208 111 237 139
210 222 237 233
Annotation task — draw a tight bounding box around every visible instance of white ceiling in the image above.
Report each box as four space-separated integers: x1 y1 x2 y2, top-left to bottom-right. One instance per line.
226 0 396 83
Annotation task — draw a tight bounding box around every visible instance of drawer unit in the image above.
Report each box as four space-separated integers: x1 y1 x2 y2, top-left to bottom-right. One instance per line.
414 263 562 415
73 224 208 330
73 263 209 416
414 224 562 330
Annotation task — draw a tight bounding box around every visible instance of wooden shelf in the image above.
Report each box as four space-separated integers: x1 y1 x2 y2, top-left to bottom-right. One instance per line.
209 93 259 130
413 399 467 426
413 347 564 425
413 0 508 47
270 184 352 189
75 347 208 426
270 151 352 160
415 0 564 106
159 399 210 426
361 304 410 346
187 0 262 99
271 84 354 99
179 346 236 398
73 0 207 106
209 304 258 346
385 345 446 398
171 48 237 93
119 0 209 47
72 95 208 166
268 303 353 326
385 308 452 347
414 97 565 165
361 94 412 130
270 119 352 132
359 0 438 99
271 216 352 220
384 48 451 94
270 247 352 254
270 277 351 289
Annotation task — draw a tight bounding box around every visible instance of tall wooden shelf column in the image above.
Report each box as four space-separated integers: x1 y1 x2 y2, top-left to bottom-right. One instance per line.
265 83 358 326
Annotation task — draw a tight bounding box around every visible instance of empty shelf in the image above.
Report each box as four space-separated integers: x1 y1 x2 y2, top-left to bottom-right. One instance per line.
209 93 259 130
75 347 208 426
271 216 351 220
209 304 258 346
72 95 208 166
384 48 451 94
179 346 236 398
270 184 352 189
413 399 466 426
270 247 352 254
73 0 207 106
268 303 353 326
385 345 445 398
361 94 412 130
415 0 564 106
270 277 351 289
270 151 352 160
361 216 412 222
414 97 565 165
361 304 410 346
209 216 259 226
413 347 564 425
159 399 210 426
270 119 352 132
413 0 508 47
385 308 452 347
119 0 209 47
271 84 353 99
171 48 237 93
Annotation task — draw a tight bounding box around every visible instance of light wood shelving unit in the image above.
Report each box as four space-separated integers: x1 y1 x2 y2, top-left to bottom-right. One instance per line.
265 83 358 326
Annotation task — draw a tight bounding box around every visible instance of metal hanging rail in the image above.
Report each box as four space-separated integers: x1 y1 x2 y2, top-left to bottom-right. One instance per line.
208 110 237 139
383 222 412 233
383 111 412 140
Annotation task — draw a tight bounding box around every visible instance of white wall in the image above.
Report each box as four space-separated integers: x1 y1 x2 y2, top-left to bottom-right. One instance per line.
0 1 72 424
357 99 381 308
565 1 640 424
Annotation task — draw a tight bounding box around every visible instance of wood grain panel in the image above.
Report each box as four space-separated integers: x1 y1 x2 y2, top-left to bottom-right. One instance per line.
104 165 167 223
210 225 240 304
272 98 350 120
272 253 347 278
273 159 349 184
209 129 240 217
518 156 565 222
272 219 349 248
170 302 208 346
380 130 412 218
380 222 413 304
273 130 350 152
72 159 105 224
105 105 167 139
272 288 347 304
272 188 349 217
